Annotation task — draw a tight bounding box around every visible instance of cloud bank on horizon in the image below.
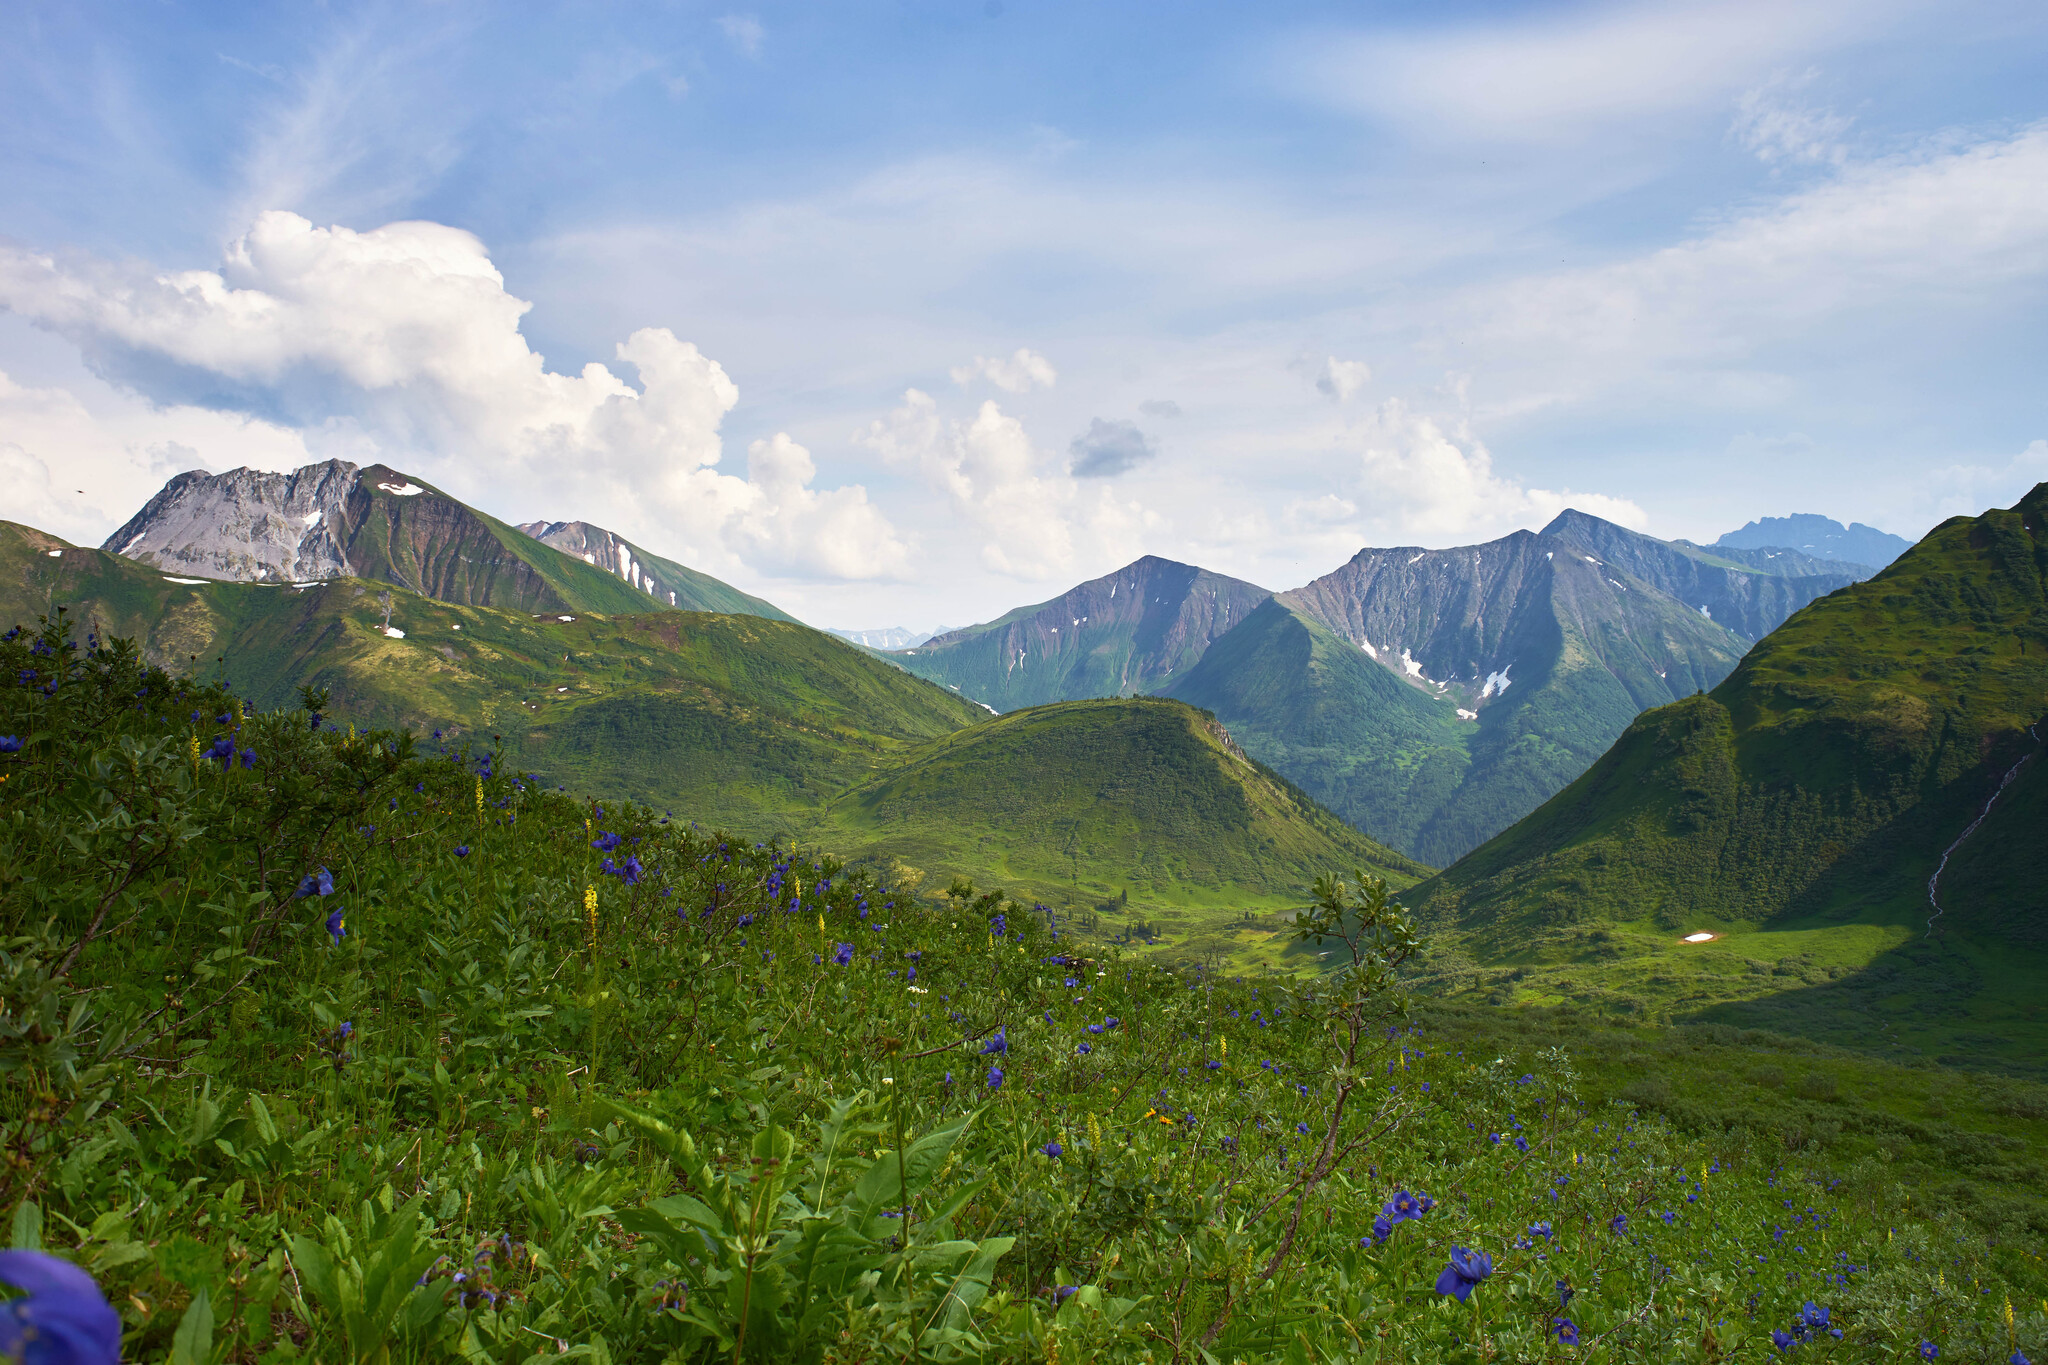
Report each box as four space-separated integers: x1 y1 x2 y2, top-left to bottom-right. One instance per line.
0 0 2043 625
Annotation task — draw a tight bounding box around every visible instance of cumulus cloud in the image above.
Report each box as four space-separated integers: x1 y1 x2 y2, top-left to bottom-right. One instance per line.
856 389 1153 578
0 211 909 580
1068 418 1157 478
1345 399 1647 540
948 347 1057 394
1138 398 1181 418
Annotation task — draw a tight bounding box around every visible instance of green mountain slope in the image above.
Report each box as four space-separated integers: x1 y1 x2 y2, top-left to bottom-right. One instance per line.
1416 483 2047 932
516 519 795 620
103 459 782 619
1403 485 2047 1060
2 519 978 830
1170 529 1749 865
3 521 1407 947
886 556 1271 711
820 696 1427 919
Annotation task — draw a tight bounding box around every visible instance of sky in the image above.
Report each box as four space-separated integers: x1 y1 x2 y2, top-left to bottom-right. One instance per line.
2 0 2045 632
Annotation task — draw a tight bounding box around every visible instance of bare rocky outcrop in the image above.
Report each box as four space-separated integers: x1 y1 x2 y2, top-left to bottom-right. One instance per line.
103 459 365 582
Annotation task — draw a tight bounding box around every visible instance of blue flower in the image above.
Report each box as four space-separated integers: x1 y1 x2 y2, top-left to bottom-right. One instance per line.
296 867 335 899
980 1029 1009 1055
455 845 470 858
238 747 258 769
1553 1318 1579 1346
1515 1135 1530 1153
2011 1352 2031 1365
1365 1215 1394 1247
831 942 854 966
1388 1190 1422 1222
1529 1221 1553 1240
1076 1043 1092 1055
591 831 622 852
1434 1247 1492 1303
0 737 20 754
1052 1285 1077 1304
1772 1330 1796 1352
1039 1142 1063 1158
985 1066 1003 1089
1609 1214 1628 1234
326 907 347 943
0 1248 122 1365
1919 1344 1939 1361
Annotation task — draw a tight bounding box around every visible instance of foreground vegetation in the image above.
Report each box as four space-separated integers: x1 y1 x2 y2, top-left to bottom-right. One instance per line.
2 618 2044 1362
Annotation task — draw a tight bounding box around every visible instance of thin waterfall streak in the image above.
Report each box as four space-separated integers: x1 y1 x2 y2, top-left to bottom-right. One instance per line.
1926 723 2041 938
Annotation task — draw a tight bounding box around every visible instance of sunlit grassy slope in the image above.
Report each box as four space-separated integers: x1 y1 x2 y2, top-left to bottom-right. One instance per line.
1406 482 2048 1065
1 523 1405 933
818 697 1427 936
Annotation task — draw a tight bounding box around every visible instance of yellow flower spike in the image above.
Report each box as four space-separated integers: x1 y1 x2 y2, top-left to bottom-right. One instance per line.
584 885 599 950
1219 1036 1227 1060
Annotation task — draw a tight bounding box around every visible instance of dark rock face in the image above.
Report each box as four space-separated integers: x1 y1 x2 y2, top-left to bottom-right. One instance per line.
1540 508 1866 640
892 556 1273 712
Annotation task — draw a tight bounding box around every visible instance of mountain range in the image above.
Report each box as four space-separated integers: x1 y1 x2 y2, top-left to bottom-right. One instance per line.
4 510 1416 928
885 556 1273 710
829 626 950 649
1715 512 1914 568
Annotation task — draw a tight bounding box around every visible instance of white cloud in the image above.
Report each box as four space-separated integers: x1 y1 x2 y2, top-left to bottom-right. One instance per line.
1068 418 1157 478
1467 123 2048 363
728 434 912 579
949 347 1058 394
1311 355 1371 402
1284 0 1903 144
1345 398 1647 541
0 211 909 581
1731 70 1852 167
717 15 765 57
855 388 1154 579
0 367 313 546
1921 440 2048 526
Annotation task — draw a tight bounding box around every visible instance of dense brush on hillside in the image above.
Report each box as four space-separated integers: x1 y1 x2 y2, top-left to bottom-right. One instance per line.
0 618 2041 1363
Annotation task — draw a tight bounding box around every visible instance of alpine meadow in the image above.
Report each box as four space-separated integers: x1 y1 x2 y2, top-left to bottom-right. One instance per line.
2 6 2046 1362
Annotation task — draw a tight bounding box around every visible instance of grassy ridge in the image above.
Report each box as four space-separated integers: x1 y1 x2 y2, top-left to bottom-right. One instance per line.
1407 482 2048 1066
821 697 1427 940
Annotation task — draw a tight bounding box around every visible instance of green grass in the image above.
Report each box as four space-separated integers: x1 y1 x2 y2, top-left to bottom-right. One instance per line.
0 634 2041 1363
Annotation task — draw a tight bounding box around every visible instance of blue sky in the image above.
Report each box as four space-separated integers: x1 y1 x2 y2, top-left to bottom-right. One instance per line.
2 0 2045 628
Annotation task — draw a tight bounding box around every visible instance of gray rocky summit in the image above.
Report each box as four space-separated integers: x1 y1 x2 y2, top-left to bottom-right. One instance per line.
102 459 403 582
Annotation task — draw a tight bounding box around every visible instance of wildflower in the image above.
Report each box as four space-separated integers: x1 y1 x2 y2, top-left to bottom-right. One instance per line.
1529 1221 1553 1240
1076 1043 1092 1055
238 747 258 768
1515 1135 1530 1153
980 1029 1009 1055
831 942 854 966
1053 1285 1078 1304
1295 1122 1309 1135
985 1066 1004 1089
1553 1318 1579 1346
326 907 347 943
0 737 20 754
0 1248 123 1365
1920 1345 1939 1360
296 867 335 899
1434 1247 1493 1303
1610 1214 1628 1234
1389 1191 1423 1222
1039 1142 1063 1158
455 845 471 858
591 831 622 852
1365 1215 1394 1247
1772 1330 1796 1352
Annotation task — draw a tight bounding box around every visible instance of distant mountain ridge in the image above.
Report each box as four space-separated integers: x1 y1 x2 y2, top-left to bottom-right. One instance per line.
100 459 790 620
516 519 793 619
1540 509 1865 640
1168 517 1751 863
1715 513 1913 568
830 626 949 649
886 556 1272 712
